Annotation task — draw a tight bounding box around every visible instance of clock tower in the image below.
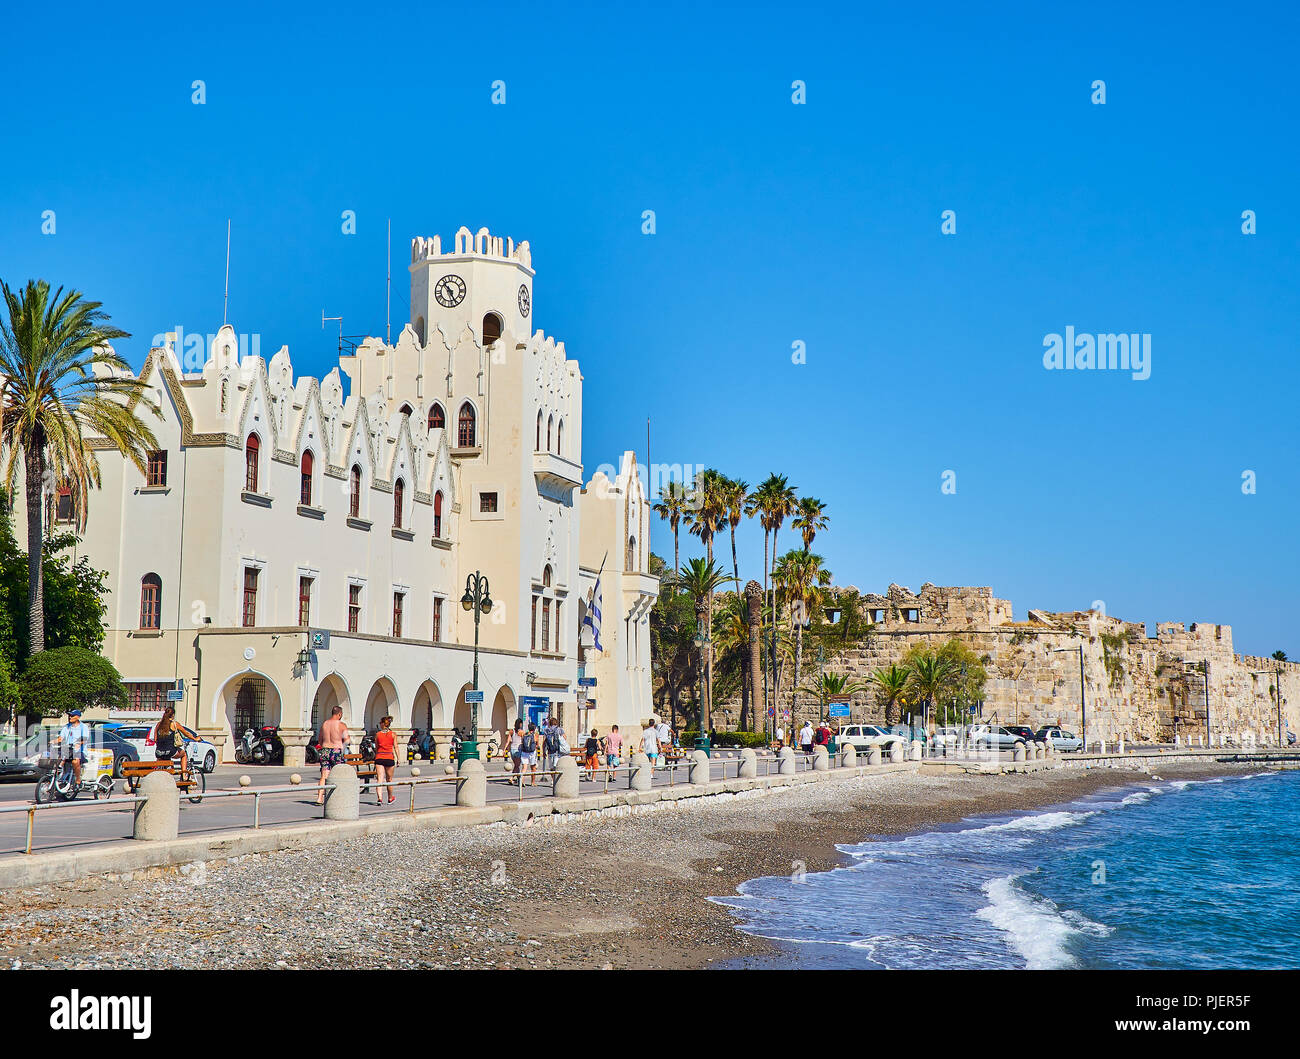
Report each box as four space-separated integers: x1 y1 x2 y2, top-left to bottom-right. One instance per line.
409 225 534 351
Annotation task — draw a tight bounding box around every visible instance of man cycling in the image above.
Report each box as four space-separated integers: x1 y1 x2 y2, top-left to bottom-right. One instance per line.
55 708 91 786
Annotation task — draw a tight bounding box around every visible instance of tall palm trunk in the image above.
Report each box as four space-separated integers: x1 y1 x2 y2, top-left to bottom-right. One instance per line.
24 442 46 654
705 538 714 723
672 522 680 575
761 527 771 736
731 524 748 728
745 581 763 734
792 613 804 725
696 600 710 731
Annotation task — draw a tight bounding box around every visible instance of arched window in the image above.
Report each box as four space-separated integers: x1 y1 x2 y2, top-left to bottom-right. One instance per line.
139 573 162 630
433 490 443 538
542 564 552 588
547 414 553 452
244 434 260 493
535 409 543 451
299 451 314 507
627 536 637 570
457 402 476 448
393 479 405 528
482 312 503 347
556 419 563 456
349 465 362 518
398 403 413 418
427 403 445 431
414 316 426 345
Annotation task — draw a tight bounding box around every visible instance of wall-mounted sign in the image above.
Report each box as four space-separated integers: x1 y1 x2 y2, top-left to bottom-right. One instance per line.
578 676 597 688
464 690 485 704
310 630 331 650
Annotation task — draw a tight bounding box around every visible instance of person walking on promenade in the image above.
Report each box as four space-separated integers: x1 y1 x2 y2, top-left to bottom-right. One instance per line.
583 729 601 780
655 716 671 767
372 715 398 804
641 720 660 766
506 718 525 777
605 724 623 769
520 722 541 786
315 705 349 806
799 720 814 757
775 725 785 749
543 716 567 776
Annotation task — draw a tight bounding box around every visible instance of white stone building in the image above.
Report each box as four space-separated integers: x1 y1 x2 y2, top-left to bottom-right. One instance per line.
11 226 657 763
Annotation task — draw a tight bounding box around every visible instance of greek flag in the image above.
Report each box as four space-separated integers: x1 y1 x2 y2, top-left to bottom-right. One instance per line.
582 577 603 652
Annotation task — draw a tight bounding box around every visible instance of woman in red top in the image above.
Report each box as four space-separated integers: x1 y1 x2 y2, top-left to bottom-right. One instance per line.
373 715 398 804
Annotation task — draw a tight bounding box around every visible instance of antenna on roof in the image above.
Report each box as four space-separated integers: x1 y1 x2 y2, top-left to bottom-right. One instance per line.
323 311 344 355
386 218 392 346
222 219 231 325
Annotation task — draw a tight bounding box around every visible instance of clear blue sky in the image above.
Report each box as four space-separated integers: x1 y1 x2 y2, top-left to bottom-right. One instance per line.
1 1 1296 654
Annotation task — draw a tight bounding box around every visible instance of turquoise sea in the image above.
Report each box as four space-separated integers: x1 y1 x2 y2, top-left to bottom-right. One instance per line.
714 770 1300 969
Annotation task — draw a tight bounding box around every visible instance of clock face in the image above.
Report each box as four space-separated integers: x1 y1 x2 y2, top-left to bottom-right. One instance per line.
434 274 466 308
517 284 531 318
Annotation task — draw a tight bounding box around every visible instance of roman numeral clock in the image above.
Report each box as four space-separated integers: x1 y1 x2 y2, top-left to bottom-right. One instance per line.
434 274 466 308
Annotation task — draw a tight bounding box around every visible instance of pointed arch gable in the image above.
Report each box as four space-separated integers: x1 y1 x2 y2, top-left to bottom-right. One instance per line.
333 399 378 482
233 359 281 456
289 379 331 463
422 430 456 507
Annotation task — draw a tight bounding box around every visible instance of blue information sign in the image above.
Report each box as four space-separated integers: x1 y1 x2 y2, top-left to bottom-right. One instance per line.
827 701 850 719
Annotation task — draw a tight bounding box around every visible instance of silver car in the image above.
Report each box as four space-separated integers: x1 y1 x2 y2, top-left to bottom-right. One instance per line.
972 725 1026 750
1036 726 1083 752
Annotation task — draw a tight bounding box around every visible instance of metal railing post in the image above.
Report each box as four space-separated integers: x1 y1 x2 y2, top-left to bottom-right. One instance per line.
25 806 35 855
253 792 261 829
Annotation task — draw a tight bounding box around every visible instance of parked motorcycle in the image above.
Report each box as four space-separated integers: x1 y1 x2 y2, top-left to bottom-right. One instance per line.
406 727 436 762
233 727 257 764
359 732 377 762
253 725 284 765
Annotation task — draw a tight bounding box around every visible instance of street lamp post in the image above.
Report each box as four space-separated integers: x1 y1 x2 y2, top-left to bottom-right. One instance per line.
459 571 494 765
1052 644 1087 751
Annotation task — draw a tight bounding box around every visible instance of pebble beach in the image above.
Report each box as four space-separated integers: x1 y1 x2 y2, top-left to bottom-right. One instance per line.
0 760 1254 971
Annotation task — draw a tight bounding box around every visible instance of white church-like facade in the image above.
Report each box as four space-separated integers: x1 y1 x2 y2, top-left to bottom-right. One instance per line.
23 226 657 763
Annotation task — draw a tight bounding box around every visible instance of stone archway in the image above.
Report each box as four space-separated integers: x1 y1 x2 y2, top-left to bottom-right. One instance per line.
490 685 516 743
452 683 475 732
412 679 445 733
215 671 283 762
363 677 400 735
310 673 351 736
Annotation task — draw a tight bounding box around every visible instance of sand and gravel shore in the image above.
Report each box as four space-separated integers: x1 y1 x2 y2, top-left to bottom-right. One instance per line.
0 760 1255 971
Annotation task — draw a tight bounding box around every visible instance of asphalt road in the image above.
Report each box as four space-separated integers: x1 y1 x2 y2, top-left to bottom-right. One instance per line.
0 751 842 858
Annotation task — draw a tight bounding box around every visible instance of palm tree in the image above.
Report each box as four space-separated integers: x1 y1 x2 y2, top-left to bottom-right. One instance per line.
870 664 911 726
800 671 866 721
685 469 727 708
652 479 691 575
904 649 957 737
748 474 796 730
1 280 160 654
1272 650 1288 662
666 556 735 731
721 476 748 591
792 496 829 550
772 548 831 723
713 593 752 729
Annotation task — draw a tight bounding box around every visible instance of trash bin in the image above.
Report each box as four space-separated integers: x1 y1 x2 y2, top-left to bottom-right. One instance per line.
694 733 711 757
827 736 838 757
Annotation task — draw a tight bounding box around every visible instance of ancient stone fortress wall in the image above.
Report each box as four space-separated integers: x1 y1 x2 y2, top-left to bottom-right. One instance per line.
786 585 1298 743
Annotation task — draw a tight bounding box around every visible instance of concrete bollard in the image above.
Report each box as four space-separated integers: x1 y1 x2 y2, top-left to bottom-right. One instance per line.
1118 737 1125 755
889 743 902 764
455 758 486 807
689 750 710 785
868 745 882 766
1012 744 1026 762
133 770 179 841
777 747 796 776
325 763 360 820
908 740 923 762
812 745 829 772
552 756 579 798
738 748 758 778
1099 739 1106 755
630 751 653 791
840 743 857 768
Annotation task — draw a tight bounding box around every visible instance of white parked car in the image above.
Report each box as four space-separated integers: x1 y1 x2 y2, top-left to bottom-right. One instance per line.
932 726 961 749
838 725 906 753
114 722 219 773
970 724 1027 750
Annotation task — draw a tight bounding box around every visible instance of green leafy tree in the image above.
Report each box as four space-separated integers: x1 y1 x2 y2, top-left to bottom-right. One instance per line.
19 645 126 719
652 481 690 576
1 279 160 654
791 495 829 550
1272 650 1288 662
1 506 109 669
772 548 831 721
666 555 736 731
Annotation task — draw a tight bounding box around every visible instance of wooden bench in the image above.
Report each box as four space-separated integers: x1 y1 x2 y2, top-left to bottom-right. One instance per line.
344 753 377 783
661 743 688 763
122 756 205 802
